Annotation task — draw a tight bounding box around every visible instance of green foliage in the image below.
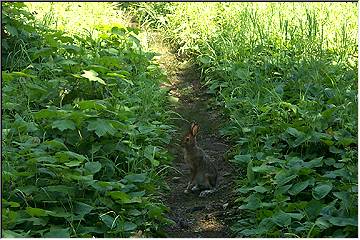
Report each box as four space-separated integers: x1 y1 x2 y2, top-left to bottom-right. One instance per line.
2 3 175 237
118 2 174 28
135 2 358 238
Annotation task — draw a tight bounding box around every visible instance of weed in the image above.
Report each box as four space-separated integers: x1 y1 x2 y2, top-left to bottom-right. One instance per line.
124 2 358 237
2 2 175 237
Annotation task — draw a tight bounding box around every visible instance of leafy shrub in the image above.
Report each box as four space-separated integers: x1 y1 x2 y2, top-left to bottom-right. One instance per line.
2 3 175 237
138 2 358 237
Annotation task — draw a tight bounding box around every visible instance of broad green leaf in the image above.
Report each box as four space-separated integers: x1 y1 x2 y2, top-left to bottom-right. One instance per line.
34 108 66 120
38 167 56 177
320 199 338 216
292 134 311 147
234 154 252 164
44 228 70 238
111 26 126 35
236 186 252 193
77 100 107 110
100 215 116 228
247 160 254 184
257 217 275 234
124 222 137 231
287 212 304 220
32 47 52 60
43 139 68 150
56 151 86 162
312 183 332 200
3 200 20 208
81 70 106 85
10 201 20 207
84 161 102 174
286 127 303 137
3 71 35 82
148 205 164 218
321 107 336 119
6 25 19 36
107 72 134 85
305 200 324 219
329 145 342 154
26 207 48 217
239 194 261 210
274 170 297 186
252 164 275 173
46 208 73 218
10 71 36 79
328 217 357 226
144 145 156 160
52 119 76 131
316 216 332 229
324 158 336 166
151 159 160 167
324 169 351 180
87 119 116 137
63 44 80 53
45 185 75 195
289 180 309 195
77 226 104 234
67 173 93 182
17 185 38 195
333 192 350 206
88 64 109 73
26 217 48 226
274 184 293 195
74 202 93 217
107 191 130 202
240 228 260 236
128 209 142 216
2 230 27 238
272 210 291 226
253 185 268 193
59 59 77 65
64 160 82 167
125 173 147 183
338 137 356 146
304 157 323 168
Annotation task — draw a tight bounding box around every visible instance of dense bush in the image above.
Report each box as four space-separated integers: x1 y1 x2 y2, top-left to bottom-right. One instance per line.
126 2 358 237
2 3 174 237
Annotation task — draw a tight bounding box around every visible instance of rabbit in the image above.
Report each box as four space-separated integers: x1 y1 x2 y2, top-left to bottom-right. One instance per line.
182 122 218 197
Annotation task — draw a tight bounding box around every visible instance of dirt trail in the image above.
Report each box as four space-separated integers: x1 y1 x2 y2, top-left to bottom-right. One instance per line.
145 32 237 238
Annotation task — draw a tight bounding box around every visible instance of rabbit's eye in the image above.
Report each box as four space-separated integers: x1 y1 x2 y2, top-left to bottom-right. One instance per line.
185 137 190 142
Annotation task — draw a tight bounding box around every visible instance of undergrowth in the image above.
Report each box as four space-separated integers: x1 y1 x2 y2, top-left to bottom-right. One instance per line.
2 2 175 237
122 2 358 237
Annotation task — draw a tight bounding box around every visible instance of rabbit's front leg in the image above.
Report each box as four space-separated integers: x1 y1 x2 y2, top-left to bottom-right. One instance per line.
184 168 196 193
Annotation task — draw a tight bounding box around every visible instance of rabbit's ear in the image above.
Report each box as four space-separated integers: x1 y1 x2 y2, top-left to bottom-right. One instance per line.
191 123 200 136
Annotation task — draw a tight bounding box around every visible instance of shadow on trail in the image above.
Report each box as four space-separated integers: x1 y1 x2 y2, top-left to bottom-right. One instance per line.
147 32 237 237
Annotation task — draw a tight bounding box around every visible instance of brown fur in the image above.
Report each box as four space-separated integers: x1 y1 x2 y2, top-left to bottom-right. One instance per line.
182 123 218 194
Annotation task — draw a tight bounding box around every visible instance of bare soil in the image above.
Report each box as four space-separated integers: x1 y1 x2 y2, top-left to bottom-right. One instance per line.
147 32 237 238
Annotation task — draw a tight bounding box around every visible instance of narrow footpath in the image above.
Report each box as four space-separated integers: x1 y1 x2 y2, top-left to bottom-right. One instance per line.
146 31 237 237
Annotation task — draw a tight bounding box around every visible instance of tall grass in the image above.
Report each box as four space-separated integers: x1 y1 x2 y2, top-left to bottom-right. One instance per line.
125 2 358 237
26 2 130 36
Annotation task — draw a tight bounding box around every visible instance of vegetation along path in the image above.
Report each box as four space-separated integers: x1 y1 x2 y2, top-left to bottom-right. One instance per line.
3 3 357 238
146 32 237 237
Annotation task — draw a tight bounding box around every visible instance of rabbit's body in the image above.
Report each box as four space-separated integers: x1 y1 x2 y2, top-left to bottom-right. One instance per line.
182 123 218 196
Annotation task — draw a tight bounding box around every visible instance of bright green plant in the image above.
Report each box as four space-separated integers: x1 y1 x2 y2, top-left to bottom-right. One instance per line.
2 2 175 237
130 2 358 237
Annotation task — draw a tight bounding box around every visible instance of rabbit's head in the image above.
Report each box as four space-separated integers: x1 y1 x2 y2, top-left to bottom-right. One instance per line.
182 122 200 148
